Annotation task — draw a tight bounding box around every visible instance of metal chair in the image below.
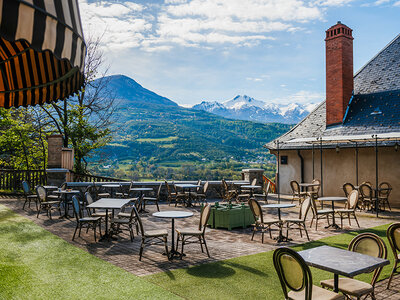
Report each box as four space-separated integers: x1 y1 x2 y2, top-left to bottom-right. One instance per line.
273 247 344 300
309 196 333 230
335 189 360 229
386 223 400 289
290 180 307 205
321 232 387 299
85 192 111 220
110 205 138 242
143 183 161 211
36 185 61 219
254 181 270 203
71 195 102 242
283 196 311 241
22 181 38 210
359 183 376 211
176 203 211 259
378 182 392 211
342 182 355 198
248 198 280 243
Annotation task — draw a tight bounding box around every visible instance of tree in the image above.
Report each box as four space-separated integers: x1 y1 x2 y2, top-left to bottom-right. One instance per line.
41 35 116 174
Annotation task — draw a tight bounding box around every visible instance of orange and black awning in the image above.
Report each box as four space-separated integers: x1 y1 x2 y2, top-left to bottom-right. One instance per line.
0 0 86 108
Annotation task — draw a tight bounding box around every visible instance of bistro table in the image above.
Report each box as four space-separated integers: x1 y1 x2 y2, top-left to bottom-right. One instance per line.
152 210 194 260
53 189 80 218
318 197 347 229
175 184 201 207
299 182 319 192
43 185 58 190
87 198 133 241
299 245 389 293
241 185 261 198
130 187 154 212
262 203 296 243
102 184 121 197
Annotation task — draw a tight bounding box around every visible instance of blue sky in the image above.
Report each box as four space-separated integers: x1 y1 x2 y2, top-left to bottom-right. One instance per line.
79 0 400 106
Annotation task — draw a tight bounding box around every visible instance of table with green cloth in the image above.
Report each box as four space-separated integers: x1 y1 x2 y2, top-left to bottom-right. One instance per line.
207 203 255 230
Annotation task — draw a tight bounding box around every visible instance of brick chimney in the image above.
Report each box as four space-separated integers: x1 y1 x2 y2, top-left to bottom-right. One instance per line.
325 21 354 126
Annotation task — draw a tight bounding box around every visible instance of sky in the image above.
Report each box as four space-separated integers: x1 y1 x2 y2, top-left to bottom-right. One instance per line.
78 0 400 106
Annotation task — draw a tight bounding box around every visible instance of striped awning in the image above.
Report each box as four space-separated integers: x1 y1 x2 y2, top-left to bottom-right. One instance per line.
0 0 86 108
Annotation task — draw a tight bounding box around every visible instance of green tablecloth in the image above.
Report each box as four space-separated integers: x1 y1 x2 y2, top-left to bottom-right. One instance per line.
207 204 255 230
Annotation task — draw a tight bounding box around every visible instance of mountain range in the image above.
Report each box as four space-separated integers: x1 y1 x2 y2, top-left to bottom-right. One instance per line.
193 95 319 124
89 75 292 169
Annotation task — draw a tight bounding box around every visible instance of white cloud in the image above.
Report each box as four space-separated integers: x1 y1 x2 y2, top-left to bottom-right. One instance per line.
393 0 400 5
314 0 356 6
271 90 324 104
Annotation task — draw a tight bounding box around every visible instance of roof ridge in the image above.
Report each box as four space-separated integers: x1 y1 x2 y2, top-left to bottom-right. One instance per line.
354 33 400 78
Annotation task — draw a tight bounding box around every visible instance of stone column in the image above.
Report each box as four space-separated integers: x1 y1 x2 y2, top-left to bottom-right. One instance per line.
241 168 264 185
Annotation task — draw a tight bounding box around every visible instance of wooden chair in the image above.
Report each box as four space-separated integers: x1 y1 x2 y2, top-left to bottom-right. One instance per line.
290 180 307 205
71 195 102 242
143 183 161 211
378 182 392 211
176 203 211 258
254 181 270 203
22 181 38 210
36 186 61 219
221 179 237 202
132 206 169 261
310 196 333 230
248 198 280 243
273 247 344 300
335 190 360 229
283 196 311 241
386 222 400 289
321 232 387 299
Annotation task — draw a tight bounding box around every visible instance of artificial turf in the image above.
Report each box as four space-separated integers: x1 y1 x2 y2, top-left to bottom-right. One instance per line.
0 203 396 300
145 224 396 300
0 204 180 300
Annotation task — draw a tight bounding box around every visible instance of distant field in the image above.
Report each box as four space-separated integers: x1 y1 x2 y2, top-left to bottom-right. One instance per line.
136 136 178 142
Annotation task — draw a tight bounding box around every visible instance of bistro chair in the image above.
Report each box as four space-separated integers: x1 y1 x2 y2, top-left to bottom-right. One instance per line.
85 192 111 220
248 198 280 243
321 232 387 299
310 197 333 230
143 183 161 211
378 182 392 211
386 222 400 289
132 206 169 261
335 190 360 229
165 181 178 205
172 182 187 206
221 179 237 202
283 196 311 241
110 204 138 242
310 179 321 199
359 183 376 211
290 180 307 205
273 247 344 300
115 182 129 198
254 181 270 203
71 196 102 242
241 178 258 194
342 182 355 198
175 203 211 259
22 181 38 210
36 185 61 219
194 181 209 204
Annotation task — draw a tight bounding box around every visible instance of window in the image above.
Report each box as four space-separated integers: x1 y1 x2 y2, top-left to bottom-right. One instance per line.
280 156 288 165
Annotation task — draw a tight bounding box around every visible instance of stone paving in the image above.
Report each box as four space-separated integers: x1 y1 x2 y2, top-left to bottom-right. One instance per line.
1 194 400 298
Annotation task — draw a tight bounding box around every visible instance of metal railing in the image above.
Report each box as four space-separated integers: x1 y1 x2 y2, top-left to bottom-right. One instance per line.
0 169 47 192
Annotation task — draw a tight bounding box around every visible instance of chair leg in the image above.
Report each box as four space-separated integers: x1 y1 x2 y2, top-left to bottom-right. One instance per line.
251 227 256 241
72 224 78 241
199 236 204 253
203 236 210 257
129 225 134 242
98 221 102 237
180 236 185 259
353 213 360 228
298 224 302 238
176 234 180 252
23 199 27 210
163 236 169 260
387 260 398 289
156 201 160 211
139 238 144 261
303 224 310 241
93 224 97 242
261 231 264 244
78 224 82 237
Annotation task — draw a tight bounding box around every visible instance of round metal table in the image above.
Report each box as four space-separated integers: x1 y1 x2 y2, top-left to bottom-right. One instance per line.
153 211 194 260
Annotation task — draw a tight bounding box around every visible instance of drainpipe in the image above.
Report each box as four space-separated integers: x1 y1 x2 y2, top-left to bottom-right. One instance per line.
297 150 304 184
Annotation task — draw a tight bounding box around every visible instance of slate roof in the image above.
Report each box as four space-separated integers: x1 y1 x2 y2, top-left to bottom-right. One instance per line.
266 34 400 150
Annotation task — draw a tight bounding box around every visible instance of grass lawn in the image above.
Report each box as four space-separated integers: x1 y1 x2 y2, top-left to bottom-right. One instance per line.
146 224 396 300
0 204 180 300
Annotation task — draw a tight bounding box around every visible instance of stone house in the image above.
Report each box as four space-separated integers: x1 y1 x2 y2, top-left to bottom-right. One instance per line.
265 22 400 207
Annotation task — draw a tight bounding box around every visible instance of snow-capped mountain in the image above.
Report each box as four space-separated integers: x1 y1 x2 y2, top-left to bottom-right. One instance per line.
192 95 319 124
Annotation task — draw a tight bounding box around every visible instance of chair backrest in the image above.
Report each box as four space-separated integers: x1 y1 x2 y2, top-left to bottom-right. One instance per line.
348 232 387 286
387 223 400 260
60 182 67 190
311 179 320 193
378 182 392 197
203 181 209 194
221 179 228 191
290 180 300 195
85 192 94 205
347 190 359 210
310 196 319 214
72 195 82 221
360 183 373 199
156 183 162 197
299 197 311 221
164 181 172 195
343 182 355 197
273 247 313 299
251 178 257 186
199 203 211 232
36 186 46 202
196 180 202 192
22 181 30 194
132 206 145 235
248 198 263 224
264 181 270 195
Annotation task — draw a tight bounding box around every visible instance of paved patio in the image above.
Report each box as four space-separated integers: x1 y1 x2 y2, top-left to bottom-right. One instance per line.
1 194 399 298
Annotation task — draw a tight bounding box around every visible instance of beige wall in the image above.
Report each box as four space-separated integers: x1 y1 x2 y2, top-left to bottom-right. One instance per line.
271 146 400 208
